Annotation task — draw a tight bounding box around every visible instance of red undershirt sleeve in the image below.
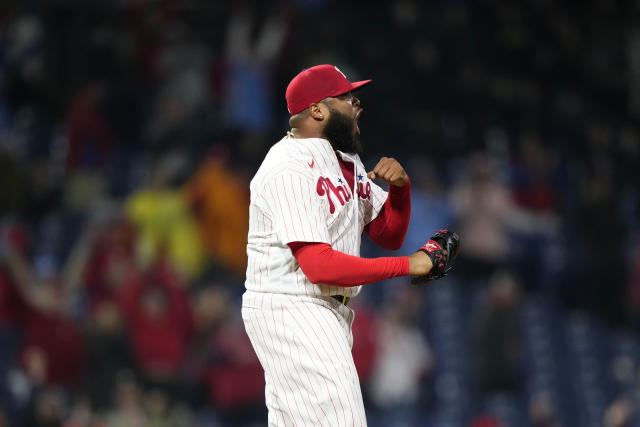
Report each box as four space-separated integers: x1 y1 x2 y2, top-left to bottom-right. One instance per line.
288 242 410 287
364 179 411 250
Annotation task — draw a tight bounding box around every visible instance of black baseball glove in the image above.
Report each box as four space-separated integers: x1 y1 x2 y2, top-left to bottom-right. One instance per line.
411 227 461 284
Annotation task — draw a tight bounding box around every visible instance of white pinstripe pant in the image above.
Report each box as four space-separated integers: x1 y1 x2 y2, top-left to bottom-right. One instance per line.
242 290 368 427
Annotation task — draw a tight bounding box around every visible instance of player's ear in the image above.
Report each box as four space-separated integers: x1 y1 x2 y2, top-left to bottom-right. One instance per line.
309 102 326 121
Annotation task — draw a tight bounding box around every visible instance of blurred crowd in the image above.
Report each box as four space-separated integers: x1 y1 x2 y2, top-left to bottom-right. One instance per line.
1 0 639 426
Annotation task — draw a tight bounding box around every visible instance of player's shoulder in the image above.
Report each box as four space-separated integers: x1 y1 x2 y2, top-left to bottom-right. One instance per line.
251 136 315 189
260 138 311 175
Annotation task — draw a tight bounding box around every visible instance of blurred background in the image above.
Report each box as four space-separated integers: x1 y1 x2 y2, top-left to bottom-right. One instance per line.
0 0 639 426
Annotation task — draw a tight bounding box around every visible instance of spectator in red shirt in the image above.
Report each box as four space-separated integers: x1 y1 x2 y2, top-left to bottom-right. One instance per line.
83 219 138 313
2 226 86 388
118 261 191 389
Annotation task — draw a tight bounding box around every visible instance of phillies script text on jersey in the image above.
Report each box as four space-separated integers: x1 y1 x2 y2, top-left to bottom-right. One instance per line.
244 134 387 298
317 176 372 213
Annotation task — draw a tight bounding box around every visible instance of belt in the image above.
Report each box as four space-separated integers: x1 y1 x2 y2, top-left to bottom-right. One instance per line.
331 295 350 305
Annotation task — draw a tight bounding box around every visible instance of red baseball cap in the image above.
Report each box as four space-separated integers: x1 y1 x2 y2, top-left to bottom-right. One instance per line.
285 64 372 115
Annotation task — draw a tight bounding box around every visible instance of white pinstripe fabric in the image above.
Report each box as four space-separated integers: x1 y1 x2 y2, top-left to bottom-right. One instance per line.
245 134 387 298
242 290 367 426
244 134 389 426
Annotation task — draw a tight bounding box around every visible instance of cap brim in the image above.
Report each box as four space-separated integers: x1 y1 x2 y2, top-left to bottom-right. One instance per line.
350 79 372 92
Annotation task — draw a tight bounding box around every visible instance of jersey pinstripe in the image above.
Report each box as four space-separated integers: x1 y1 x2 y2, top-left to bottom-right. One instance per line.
245 134 387 298
242 290 367 426
244 134 389 426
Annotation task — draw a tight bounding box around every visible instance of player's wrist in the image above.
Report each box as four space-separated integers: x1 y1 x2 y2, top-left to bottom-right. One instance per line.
407 252 432 276
390 174 409 187
390 179 411 198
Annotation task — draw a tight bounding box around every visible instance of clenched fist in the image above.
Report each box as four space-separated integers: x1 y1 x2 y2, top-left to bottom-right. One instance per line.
367 157 409 187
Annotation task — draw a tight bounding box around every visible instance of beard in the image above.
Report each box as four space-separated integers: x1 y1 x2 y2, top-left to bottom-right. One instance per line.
321 107 363 155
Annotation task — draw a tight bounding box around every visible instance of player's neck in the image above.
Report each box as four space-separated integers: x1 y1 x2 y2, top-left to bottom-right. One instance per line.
289 128 323 139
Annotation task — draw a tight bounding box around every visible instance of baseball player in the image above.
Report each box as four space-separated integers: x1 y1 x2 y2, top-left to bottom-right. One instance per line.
242 64 460 426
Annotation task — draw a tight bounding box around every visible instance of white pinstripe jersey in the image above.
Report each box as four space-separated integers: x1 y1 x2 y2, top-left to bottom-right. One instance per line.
245 134 387 298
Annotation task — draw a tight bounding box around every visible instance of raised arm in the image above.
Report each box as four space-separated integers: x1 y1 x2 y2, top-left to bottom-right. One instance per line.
364 157 411 250
364 180 411 250
3 237 42 311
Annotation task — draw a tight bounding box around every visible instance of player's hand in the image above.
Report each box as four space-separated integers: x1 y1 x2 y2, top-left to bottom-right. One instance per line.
367 157 409 187
410 227 461 285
